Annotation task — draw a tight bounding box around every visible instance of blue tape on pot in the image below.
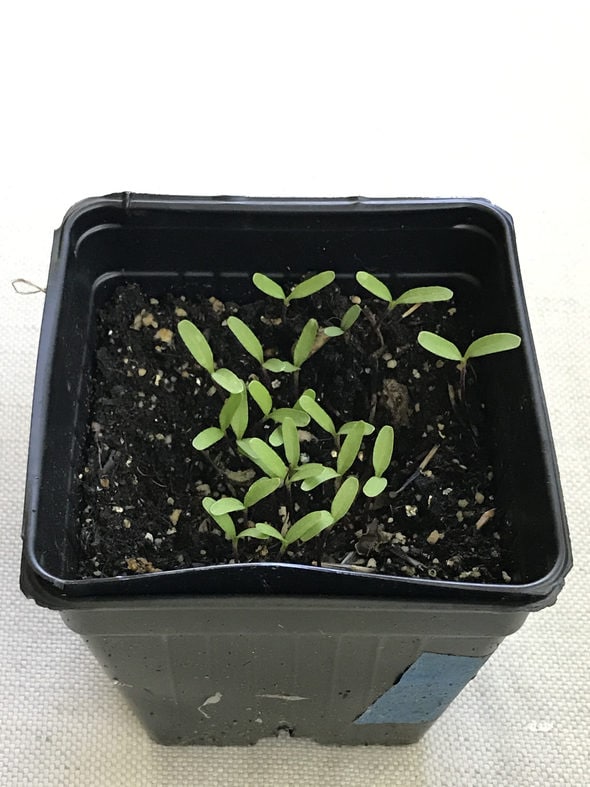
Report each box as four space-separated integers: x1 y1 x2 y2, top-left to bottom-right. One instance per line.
354 652 488 725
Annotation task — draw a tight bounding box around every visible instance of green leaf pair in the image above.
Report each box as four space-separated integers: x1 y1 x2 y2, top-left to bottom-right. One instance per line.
417 331 522 367
253 271 335 304
178 320 244 394
323 304 362 337
362 425 394 498
355 272 453 312
245 509 334 555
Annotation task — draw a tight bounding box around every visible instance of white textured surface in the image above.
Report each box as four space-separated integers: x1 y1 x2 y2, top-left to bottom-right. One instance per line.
1 2 588 785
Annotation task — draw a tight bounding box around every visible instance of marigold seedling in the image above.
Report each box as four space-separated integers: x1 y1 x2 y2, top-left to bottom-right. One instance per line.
355 272 453 312
324 304 362 337
362 425 394 497
253 271 335 305
246 510 334 555
417 330 522 395
226 316 264 364
178 319 244 394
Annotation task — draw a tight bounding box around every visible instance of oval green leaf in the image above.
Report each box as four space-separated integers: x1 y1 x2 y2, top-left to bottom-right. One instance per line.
340 304 361 331
237 526 271 541
299 395 336 436
293 318 319 368
355 271 392 303
243 476 283 508
289 462 332 483
252 272 286 301
237 437 288 479
417 331 462 362
362 476 388 498
219 392 242 431
178 320 214 373
286 271 335 302
394 286 454 305
263 358 299 373
323 326 344 337
331 476 359 522
282 416 300 469
247 380 273 416
338 420 375 437
202 497 236 540
252 523 285 542
210 497 245 516
337 421 365 476
464 333 522 360
268 408 311 427
230 389 249 439
300 467 340 491
372 425 394 477
211 368 245 394
285 510 334 545
192 426 224 451
269 425 283 447
227 316 264 364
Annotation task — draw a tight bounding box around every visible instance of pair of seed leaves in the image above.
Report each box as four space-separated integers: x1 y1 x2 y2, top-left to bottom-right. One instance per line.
417 331 522 366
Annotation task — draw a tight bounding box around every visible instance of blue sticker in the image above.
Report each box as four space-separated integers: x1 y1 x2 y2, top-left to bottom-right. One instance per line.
354 651 488 725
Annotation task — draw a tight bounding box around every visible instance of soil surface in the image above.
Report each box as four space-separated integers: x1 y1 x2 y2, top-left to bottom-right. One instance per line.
77 280 514 583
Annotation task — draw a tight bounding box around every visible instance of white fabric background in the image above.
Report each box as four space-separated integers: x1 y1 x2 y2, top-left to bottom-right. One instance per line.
1 2 588 785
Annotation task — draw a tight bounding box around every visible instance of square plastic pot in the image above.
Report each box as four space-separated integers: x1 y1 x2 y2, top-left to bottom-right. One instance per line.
20 195 571 745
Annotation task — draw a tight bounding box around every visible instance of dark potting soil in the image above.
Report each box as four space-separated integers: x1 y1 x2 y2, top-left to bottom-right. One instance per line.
77 281 514 584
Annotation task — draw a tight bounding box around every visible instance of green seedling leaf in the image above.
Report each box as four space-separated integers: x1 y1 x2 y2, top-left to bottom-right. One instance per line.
331 476 359 522
289 463 332 483
243 477 283 508
202 497 236 540
268 408 311 427
362 476 388 497
192 426 224 451
237 438 288 479
338 420 375 437
337 421 365 475
227 316 264 364
299 395 336 436
323 326 344 337
210 497 245 516
355 271 392 303
282 417 300 469
219 392 242 431
395 286 453 305
269 425 283 446
300 467 340 491
417 331 463 362
211 368 245 394
230 389 249 439
372 425 394 477
178 320 214 373
293 318 319 368
464 333 522 360
252 272 286 301
247 380 273 416
296 388 316 405
263 358 299 373
285 510 334 545
237 526 272 541
251 523 285 542
286 271 335 302
340 304 361 331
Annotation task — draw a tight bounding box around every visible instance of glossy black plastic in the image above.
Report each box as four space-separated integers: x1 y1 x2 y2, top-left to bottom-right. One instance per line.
21 195 571 610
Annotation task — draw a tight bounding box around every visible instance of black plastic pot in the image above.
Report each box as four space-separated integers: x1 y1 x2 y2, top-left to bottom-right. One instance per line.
21 195 571 745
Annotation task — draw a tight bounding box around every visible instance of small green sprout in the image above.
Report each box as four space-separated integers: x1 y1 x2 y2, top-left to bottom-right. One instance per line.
226 316 265 365
417 330 522 395
253 271 335 305
178 320 244 394
244 510 334 555
323 304 362 337
330 476 359 522
337 421 366 476
363 425 394 497
192 389 248 450
293 318 319 368
247 380 273 416
355 272 453 312
202 496 249 556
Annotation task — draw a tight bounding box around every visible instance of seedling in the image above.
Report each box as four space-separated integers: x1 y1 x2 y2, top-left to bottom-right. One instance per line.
178 320 244 394
253 271 335 306
202 496 249 556
418 331 522 396
191 388 249 450
243 510 334 555
355 272 453 313
323 304 362 337
362 425 394 497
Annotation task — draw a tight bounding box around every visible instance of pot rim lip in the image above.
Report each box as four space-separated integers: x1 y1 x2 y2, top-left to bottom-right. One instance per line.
22 193 572 611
